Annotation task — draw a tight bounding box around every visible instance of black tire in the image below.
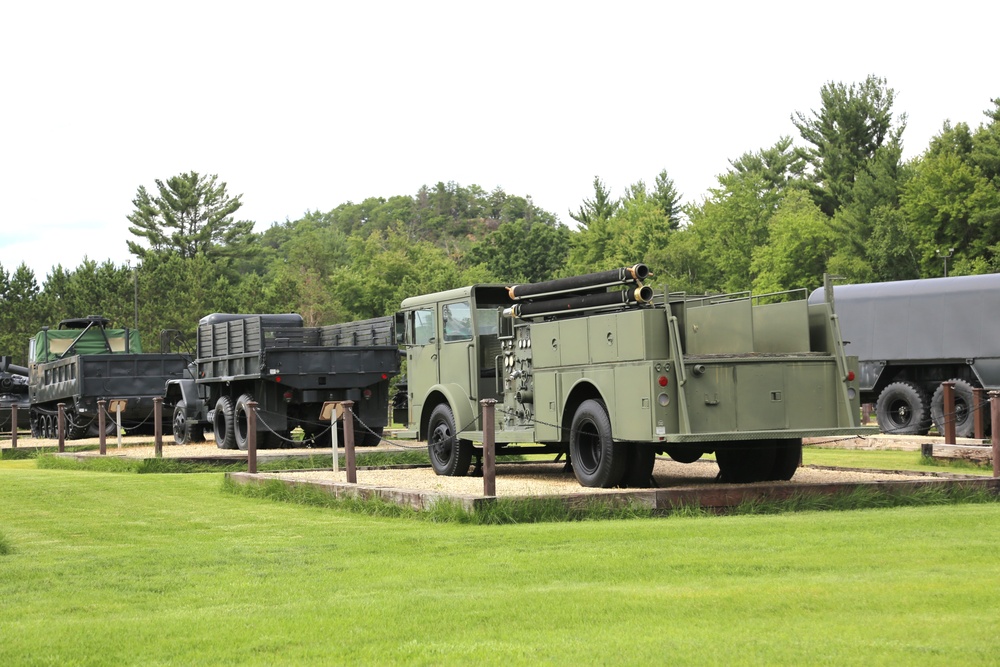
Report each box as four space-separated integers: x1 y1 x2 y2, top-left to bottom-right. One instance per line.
29 410 41 439
931 379 982 439
234 394 256 451
213 396 237 450
172 403 188 445
770 438 803 481
664 445 703 464
875 381 930 435
715 440 777 483
86 416 117 439
620 443 657 488
67 415 90 440
172 403 195 445
569 399 627 488
427 404 473 476
358 425 383 448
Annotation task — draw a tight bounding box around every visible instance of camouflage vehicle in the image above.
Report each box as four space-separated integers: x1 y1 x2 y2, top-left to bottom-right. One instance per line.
167 313 400 450
27 316 189 438
396 266 863 487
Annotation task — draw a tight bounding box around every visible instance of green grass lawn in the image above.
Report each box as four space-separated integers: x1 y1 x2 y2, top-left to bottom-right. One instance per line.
802 446 995 475
1 464 999 665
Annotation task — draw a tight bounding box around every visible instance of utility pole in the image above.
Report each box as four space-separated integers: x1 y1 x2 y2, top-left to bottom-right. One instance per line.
935 248 954 277
127 260 138 329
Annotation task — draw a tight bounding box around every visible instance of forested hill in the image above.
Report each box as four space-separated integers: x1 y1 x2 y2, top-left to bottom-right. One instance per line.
2 77 1000 365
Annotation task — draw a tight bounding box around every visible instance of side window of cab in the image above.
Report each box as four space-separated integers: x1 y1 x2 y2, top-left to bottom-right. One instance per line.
442 301 472 342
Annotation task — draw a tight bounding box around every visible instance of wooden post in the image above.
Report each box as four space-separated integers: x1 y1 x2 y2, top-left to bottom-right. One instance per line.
98 400 107 456
343 401 356 484
942 381 956 445
481 399 497 497
10 405 16 448
973 387 986 440
115 403 123 449
861 403 871 426
247 400 257 474
57 403 66 453
991 391 1000 479
153 397 163 459
331 404 339 474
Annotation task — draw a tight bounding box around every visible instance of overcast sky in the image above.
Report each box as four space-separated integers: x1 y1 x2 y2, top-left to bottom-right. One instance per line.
1 1 995 282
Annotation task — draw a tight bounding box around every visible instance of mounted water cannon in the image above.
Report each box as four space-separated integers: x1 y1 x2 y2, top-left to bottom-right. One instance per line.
503 264 653 321
507 264 650 301
503 284 654 320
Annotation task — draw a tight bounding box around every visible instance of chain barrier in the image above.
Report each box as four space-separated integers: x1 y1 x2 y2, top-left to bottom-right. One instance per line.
252 408 322 446
100 405 156 432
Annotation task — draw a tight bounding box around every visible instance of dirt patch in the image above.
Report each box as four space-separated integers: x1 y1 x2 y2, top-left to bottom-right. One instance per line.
263 457 926 497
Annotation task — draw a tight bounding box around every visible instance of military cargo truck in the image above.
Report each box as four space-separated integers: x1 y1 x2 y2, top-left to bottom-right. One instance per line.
27 316 190 438
1 356 31 433
397 266 863 487
808 273 1000 438
167 313 400 450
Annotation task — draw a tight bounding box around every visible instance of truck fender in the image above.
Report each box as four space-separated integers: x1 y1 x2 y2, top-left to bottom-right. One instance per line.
165 379 205 417
561 377 613 430
421 383 478 437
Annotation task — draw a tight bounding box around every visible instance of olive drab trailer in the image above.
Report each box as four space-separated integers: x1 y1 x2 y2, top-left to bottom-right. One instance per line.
167 313 400 450
808 273 1000 438
26 316 190 438
397 266 864 487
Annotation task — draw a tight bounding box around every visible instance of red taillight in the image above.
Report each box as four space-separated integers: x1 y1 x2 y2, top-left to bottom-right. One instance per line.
381 373 388 380
363 389 372 399
847 371 855 382
658 376 668 387
283 391 293 401
275 376 281 383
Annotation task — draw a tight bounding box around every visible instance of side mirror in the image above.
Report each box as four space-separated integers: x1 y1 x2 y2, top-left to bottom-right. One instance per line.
394 312 406 346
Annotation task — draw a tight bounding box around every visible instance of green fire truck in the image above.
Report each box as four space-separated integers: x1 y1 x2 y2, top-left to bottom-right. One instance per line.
395 266 863 487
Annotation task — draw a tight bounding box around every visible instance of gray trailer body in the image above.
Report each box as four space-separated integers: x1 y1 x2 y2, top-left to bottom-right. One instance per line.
808 273 1000 436
170 313 400 449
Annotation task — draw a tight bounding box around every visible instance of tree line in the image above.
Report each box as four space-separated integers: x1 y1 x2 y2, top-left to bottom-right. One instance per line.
2 76 998 365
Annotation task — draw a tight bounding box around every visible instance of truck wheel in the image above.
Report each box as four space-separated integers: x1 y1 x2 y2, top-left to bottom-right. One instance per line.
234 394 256 451
359 425 383 447
664 445 702 464
931 379 981 438
172 402 203 445
875 382 930 435
715 440 777 483
770 438 802 481
86 416 116 438
569 399 627 488
213 396 237 450
67 412 90 440
620 443 657 488
427 404 472 476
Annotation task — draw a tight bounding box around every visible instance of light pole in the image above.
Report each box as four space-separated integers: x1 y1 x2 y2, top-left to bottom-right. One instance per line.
126 260 138 329
935 247 954 277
